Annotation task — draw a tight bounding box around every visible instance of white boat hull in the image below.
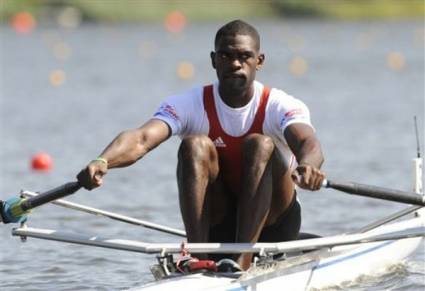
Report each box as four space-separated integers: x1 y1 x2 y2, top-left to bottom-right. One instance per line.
308 237 422 289
133 214 424 291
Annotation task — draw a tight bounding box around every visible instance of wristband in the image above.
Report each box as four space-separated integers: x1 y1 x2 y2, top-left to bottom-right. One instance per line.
92 157 108 166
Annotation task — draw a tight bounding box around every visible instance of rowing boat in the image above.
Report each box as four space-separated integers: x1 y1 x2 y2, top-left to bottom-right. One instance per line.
4 156 425 290
131 213 424 290
12 205 423 290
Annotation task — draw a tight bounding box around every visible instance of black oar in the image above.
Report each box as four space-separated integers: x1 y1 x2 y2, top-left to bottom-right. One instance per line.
0 182 81 224
323 179 425 206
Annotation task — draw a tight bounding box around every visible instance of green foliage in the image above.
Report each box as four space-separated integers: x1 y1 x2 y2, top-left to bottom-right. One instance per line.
0 0 423 22
272 0 425 19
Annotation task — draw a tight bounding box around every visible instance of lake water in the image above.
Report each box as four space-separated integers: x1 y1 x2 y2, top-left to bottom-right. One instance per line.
0 20 424 290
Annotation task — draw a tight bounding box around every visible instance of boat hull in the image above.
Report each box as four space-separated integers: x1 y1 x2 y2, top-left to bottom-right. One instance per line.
132 215 424 291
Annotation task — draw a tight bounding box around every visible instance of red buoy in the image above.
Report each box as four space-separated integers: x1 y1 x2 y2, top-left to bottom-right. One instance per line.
11 12 36 34
31 153 53 172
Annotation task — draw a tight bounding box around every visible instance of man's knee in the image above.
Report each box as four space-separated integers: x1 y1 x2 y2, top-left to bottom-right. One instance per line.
178 135 216 162
242 134 275 158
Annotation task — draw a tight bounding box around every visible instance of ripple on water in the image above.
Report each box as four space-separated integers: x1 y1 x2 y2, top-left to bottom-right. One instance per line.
315 264 409 291
397 260 425 291
40 266 68 274
79 256 120 265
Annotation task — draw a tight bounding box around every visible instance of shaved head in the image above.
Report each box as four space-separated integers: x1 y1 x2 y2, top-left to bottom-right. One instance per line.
215 20 260 51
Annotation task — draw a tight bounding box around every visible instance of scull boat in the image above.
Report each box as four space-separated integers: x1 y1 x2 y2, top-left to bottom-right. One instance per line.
2 155 424 290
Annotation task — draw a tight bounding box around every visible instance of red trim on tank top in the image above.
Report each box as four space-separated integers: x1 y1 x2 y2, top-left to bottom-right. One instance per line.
203 84 271 194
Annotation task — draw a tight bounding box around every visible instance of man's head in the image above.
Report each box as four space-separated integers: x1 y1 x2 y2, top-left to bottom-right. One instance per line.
214 20 261 51
211 20 265 95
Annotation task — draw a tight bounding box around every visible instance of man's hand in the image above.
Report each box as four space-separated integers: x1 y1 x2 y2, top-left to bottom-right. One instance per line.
77 159 108 190
291 164 325 191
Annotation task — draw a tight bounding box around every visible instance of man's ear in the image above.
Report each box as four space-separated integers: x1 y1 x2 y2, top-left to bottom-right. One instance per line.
210 51 216 69
256 53 265 70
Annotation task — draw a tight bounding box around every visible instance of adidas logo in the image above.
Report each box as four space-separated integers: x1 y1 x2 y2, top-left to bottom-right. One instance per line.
213 137 226 148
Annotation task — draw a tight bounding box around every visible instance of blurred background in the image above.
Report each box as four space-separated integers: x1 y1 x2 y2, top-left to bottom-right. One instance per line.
0 0 424 290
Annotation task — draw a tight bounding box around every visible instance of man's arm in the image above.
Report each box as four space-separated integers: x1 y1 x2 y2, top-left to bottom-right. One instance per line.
77 119 171 190
284 123 325 190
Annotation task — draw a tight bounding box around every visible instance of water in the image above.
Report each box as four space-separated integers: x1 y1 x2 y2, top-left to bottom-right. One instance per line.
0 20 424 290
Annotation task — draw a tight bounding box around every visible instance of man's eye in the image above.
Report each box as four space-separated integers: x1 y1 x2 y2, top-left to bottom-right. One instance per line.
219 53 228 59
241 53 252 60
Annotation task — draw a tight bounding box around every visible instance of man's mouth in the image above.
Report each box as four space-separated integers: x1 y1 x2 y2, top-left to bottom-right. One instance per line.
225 73 245 79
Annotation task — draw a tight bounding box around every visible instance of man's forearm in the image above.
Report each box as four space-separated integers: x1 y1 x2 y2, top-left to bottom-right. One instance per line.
295 136 324 169
100 129 147 168
97 119 171 169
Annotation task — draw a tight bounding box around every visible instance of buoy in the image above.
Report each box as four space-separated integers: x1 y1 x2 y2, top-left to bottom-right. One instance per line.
387 52 405 71
49 69 66 86
177 61 194 80
164 10 186 33
289 56 308 76
31 153 53 172
11 11 36 34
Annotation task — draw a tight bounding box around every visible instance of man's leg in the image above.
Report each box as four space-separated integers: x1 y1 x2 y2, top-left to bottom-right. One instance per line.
236 134 296 269
267 149 296 227
235 133 275 269
236 134 275 241
177 135 220 243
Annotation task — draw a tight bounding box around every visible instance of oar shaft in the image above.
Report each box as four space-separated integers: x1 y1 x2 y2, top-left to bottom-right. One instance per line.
22 191 186 237
323 180 425 206
12 223 425 254
353 205 422 233
21 182 81 211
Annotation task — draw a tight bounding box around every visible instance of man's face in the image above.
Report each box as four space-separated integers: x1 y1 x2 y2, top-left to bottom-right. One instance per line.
211 34 264 92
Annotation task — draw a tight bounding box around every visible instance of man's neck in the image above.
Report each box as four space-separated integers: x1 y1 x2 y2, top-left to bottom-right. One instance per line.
218 83 255 108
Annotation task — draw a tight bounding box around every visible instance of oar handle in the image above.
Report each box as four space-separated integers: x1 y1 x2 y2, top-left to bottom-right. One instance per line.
322 179 425 206
21 181 82 211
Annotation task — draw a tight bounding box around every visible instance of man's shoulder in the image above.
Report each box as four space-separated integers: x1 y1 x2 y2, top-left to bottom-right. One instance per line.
267 86 305 107
256 81 295 102
262 86 312 128
154 84 208 129
160 84 213 115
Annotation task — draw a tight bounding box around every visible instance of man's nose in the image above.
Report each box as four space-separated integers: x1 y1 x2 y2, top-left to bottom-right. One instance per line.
229 57 242 69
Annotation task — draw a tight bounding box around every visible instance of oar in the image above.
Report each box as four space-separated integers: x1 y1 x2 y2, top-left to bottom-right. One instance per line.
0 182 81 224
353 205 422 233
21 191 186 237
322 179 425 206
11 223 425 254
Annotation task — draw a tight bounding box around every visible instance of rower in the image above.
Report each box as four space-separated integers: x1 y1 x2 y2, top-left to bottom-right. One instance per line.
76 19 325 270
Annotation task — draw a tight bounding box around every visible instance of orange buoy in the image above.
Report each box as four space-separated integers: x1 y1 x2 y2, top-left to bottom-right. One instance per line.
31 153 53 172
164 10 186 33
11 12 36 34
